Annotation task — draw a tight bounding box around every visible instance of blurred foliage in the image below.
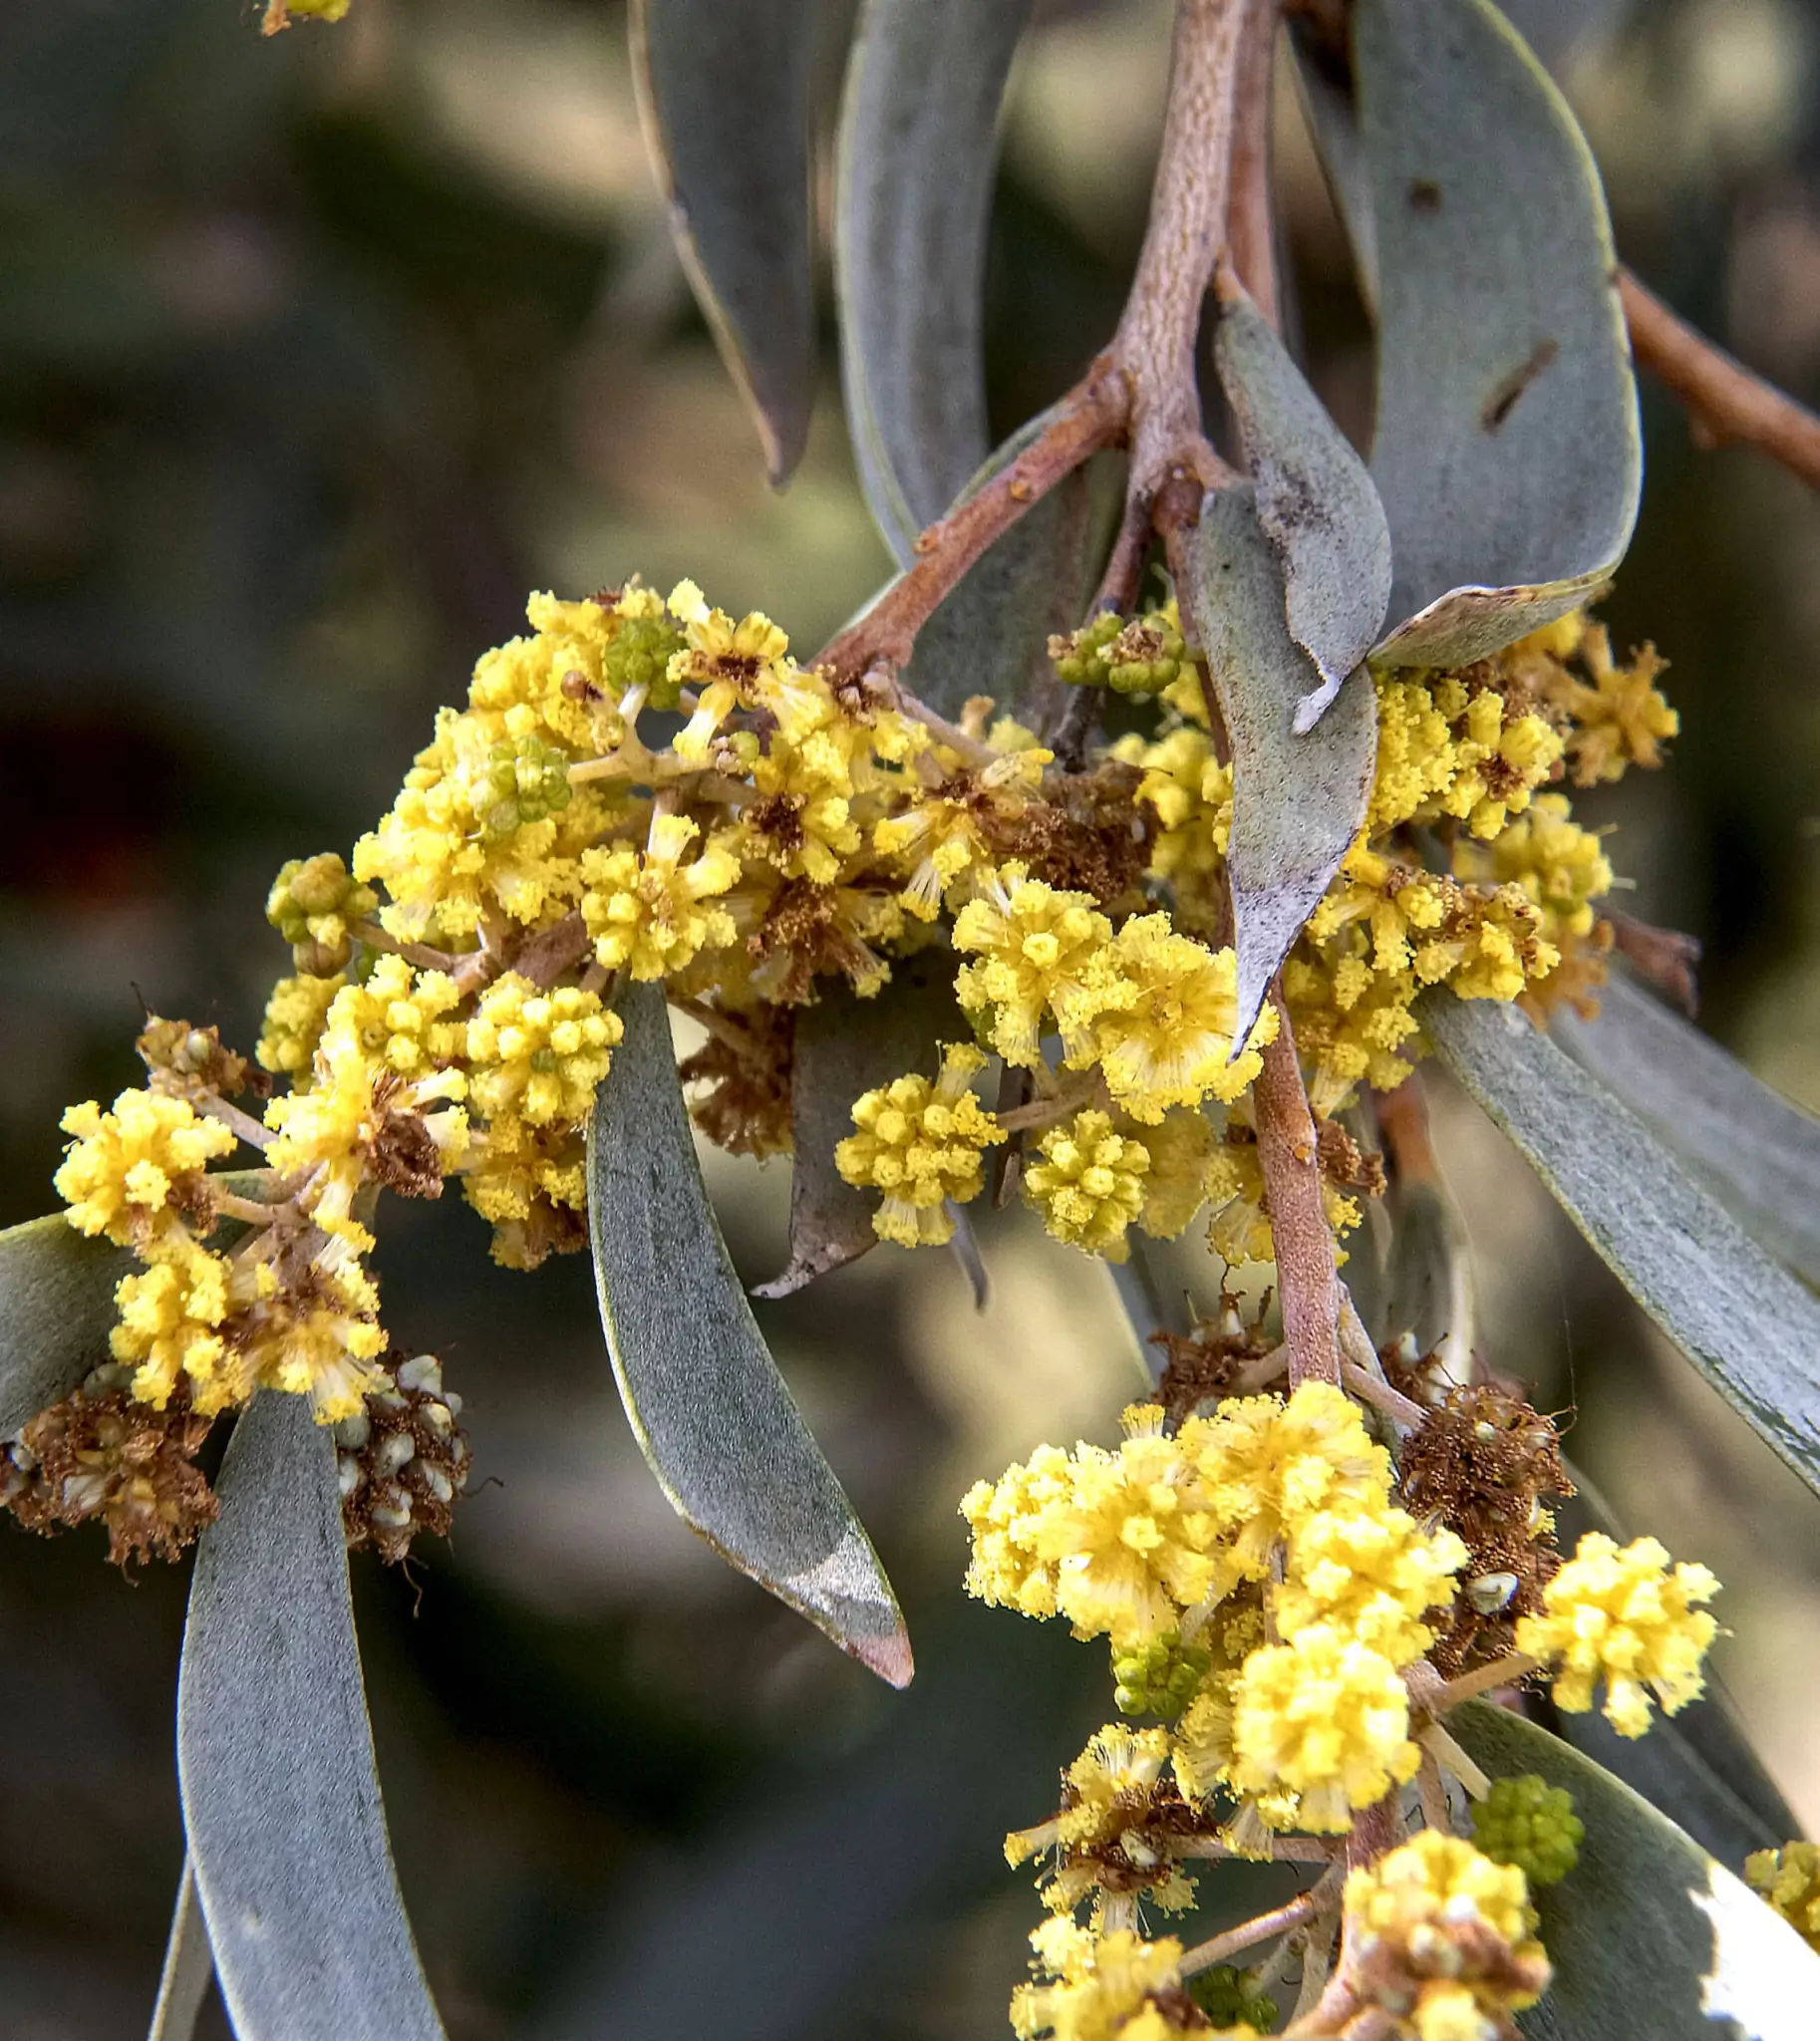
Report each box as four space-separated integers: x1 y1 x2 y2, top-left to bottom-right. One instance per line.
4 0 1820 2033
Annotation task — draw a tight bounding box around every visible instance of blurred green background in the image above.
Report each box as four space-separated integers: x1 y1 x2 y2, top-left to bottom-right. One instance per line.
3 0 1820 2033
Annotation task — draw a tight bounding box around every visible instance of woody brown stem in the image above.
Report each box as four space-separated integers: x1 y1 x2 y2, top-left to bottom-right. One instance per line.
1621 267 1820 492
1229 0 1282 329
1179 1864 1345 1975
1253 993 1343 1387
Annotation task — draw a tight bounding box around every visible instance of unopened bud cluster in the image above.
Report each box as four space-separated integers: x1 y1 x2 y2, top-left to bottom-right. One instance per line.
1471 1773 1584 1889
1111 1629 1214 1718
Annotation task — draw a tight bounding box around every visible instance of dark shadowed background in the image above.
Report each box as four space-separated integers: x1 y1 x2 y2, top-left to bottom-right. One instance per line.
3 1 1819 2033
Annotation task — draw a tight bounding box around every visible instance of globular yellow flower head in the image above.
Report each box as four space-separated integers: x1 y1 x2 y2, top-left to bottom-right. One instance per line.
1132 1108 1218 1241
1196 1381 1393 1589
320 955 464 1079
961 1443 1075 1622
1480 792 1613 946
1746 1842 1820 1953
1342 1832 1550 2041
1515 1531 1718 1737
1227 1624 1421 1832
1368 676 1563 840
55 1091 237 1247
952 865 1120 1067
1310 845 1452 978
1280 953 1423 1115
1005 1723 1195 1919
1025 1111 1151 1262
1121 727 1232 892
110 1240 234 1413
256 973 346 1078
834 1043 1004 1248
353 707 586 941
581 814 741 978
743 723 863 884
468 589 675 749
1274 1505 1467 1668
464 975 622 1127
1553 625 1677 787
460 1114 589 1269
665 580 795 761
1091 919 1276 1123
1011 1925 1197 2041
873 745 1048 920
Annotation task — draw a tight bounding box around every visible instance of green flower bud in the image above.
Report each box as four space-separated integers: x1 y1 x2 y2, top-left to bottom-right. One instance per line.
480 734 576 839
1472 1773 1584 1889
1049 607 1187 697
1186 1965 1276 2031
604 614 686 710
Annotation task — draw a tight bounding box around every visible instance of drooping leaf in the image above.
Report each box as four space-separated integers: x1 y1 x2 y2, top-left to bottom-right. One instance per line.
589 984 912 1685
1421 994 1820 1502
898 408 1111 727
756 956 965 1300
177 1390 446 2041
1356 0 1641 666
148 1858 214 2041
0 1214 135 1435
630 0 823 484
1552 970 1820 1291
1179 485 1377 1047
1212 278 1391 728
1449 1699 1820 2040
1499 0 1636 77
835 0 1034 565
1289 26 1379 312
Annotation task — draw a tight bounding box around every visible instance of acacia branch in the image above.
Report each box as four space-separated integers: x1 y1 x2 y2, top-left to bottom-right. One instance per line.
1229 0 1283 330
1179 1865 1344 1975
1252 989 1342 1392
1621 267 1820 492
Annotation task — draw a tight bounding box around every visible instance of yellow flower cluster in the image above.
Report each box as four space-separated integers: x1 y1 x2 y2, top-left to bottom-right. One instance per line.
1011 1923 1200 2041
55 1092 237 1247
1342 1832 1549 2041
964 1384 1464 1831
1515 1531 1719 1737
1746 1842 1820 1952
834 1044 1006 1248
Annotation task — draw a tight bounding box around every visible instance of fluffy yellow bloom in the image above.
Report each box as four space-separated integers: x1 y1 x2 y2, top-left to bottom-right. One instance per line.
1011 1927 1196 2041
1281 954 1422 1114
961 1443 1075 1621
256 972 346 1078
744 723 863 884
1343 1833 1549 2041
353 706 587 940
1196 1382 1393 1589
665 580 796 761
1133 1108 1219 1239
460 1113 589 1268
834 1043 1004 1247
266 990 469 1236
464 975 621 1127
581 814 741 977
1228 1625 1420 1831
1202 1136 1364 1268
1412 885 1556 1003
952 866 1120 1066
1515 1531 1718 1736
56 1091 237 1245
1167 1605 1265 1803
1090 919 1276 1122
1745 1843 1820 1952
1122 727 1232 889
873 746 1048 918
1480 793 1613 945
467 589 668 750
237 1234 389 1423
1025 1111 1150 1261
320 954 464 1078
1274 1506 1467 1667
1006 1722 1198 1919
1555 625 1677 786
1311 846 1452 976
1368 676 1563 839
110 1240 234 1413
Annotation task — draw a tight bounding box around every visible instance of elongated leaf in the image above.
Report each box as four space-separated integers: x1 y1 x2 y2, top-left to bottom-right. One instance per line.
177 1390 445 2041
149 1858 214 2041
836 0 1033 565
1180 485 1377 1046
1450 1700 1820 2039
1212 278 1391 728
631 0 821 484
1357 0 1641 666
756 956 965 1300
0 1214 135 1435
1422 994 1820 1501
1290 28 1379 312
590 984 912 1685
1552 971 1820 1291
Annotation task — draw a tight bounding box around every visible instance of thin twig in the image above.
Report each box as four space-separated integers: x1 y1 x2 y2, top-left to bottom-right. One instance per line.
1425 1650 1542 1710
1252 992 1342 1387
1179 1863 1344 1975
818 368 1129 678
1342 1360 1425 1428
1175 1833 1337 1864
1621 266 1820 492
194 1092 272 1150
1228 0 1282 329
